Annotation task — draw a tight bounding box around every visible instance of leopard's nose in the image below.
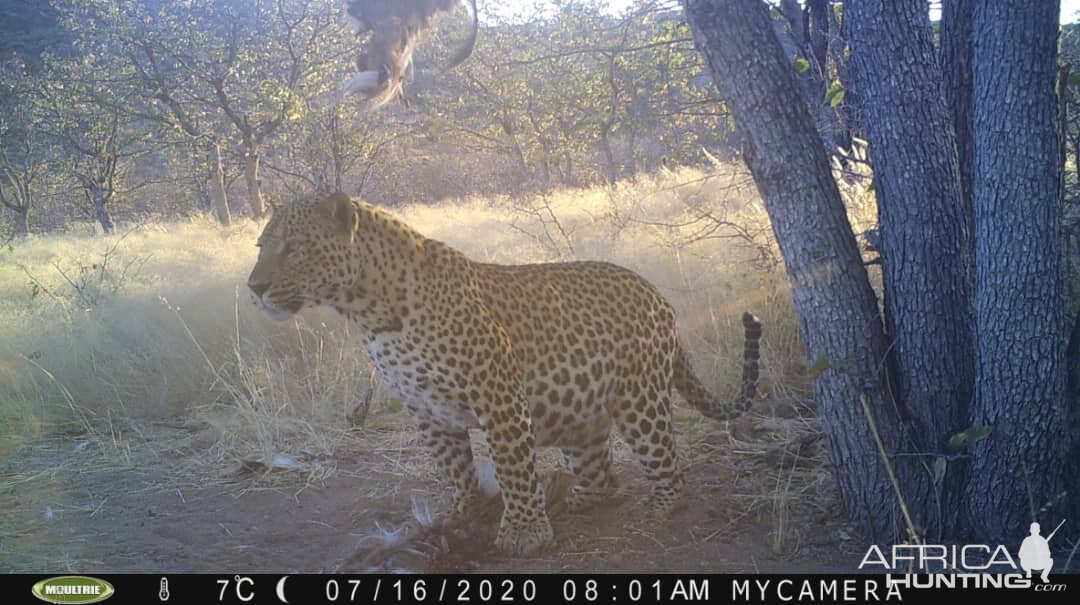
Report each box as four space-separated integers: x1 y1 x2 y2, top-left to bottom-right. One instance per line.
248 278 270 298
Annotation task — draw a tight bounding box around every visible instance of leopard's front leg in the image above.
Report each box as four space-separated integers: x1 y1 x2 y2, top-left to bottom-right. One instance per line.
415 419 482 521
475 381 553 555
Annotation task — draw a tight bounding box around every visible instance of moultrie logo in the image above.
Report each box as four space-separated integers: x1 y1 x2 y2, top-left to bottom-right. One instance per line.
30 576 115 605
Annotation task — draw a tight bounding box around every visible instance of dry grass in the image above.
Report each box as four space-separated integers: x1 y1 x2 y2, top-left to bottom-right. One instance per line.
0 164 877 568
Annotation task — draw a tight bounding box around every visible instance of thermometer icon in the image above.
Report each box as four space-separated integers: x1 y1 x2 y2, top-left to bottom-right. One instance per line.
159 577 170 602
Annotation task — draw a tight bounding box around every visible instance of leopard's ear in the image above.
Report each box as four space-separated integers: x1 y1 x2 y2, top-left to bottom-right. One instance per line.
322 192 359 241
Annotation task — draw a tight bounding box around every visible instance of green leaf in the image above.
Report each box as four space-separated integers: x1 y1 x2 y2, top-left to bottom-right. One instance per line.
1069 71 1080 86
947 425 993 451
806 354 830 378
825 83 846 107
793 57 810 73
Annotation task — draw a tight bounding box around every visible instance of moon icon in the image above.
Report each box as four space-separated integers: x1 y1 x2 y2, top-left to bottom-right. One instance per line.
275 576 289 603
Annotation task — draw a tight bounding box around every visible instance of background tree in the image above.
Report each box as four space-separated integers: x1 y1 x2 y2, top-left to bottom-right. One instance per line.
424 0 722 189
2 0 744 231
33 52 152 233
55 0 345 219
0 60 50 236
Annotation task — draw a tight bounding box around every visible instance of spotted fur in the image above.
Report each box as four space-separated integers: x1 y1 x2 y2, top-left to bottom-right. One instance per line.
248 193 762 555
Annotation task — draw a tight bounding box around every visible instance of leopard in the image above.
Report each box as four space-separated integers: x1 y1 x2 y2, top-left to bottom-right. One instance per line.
247 192 763 556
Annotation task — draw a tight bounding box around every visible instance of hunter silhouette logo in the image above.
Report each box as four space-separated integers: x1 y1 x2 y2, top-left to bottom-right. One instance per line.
1018 520 1065 583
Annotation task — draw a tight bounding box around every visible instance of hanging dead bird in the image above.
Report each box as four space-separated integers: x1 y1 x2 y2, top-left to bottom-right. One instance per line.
342 0 478 108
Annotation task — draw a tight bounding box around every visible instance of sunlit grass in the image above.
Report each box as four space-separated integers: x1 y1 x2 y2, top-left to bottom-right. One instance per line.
0 165 876 460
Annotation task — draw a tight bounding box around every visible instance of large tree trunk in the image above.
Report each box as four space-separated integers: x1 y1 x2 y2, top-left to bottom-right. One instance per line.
243 146 265 218
968 0 1070 544
210 144 232 226
845 0 975 541
681 0 919 541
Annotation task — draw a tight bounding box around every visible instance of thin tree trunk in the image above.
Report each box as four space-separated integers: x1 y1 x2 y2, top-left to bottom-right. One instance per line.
328 110 345 194
333 157 344 194
12 206 29 236
968 0 1070 544
91 184 114 234
243 147 265 218
331 121 345 194
210 144 232 226
681 0 917 542
845 0 975 541
599 129 618 185
193 173 212 213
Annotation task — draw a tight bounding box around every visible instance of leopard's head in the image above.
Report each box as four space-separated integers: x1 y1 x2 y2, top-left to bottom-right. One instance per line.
247 193 360 321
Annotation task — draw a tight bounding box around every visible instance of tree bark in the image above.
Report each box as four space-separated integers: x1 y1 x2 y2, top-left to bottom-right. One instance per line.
941 0 975 232
968 0 1070 543
807 0 829 72
681 0 919 542
1058 64 1071 195
210 144 232 226
845 0 975 540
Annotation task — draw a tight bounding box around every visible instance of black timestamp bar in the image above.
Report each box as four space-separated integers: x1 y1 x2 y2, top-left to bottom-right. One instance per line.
12 573 1080 604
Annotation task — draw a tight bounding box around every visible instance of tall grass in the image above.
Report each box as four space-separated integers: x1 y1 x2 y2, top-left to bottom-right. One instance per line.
0 165 875 461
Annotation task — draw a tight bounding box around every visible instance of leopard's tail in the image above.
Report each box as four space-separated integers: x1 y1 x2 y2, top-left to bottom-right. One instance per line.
673 312 762 421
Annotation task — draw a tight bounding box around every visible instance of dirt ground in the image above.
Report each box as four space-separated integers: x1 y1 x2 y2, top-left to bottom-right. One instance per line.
0 400 865 574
